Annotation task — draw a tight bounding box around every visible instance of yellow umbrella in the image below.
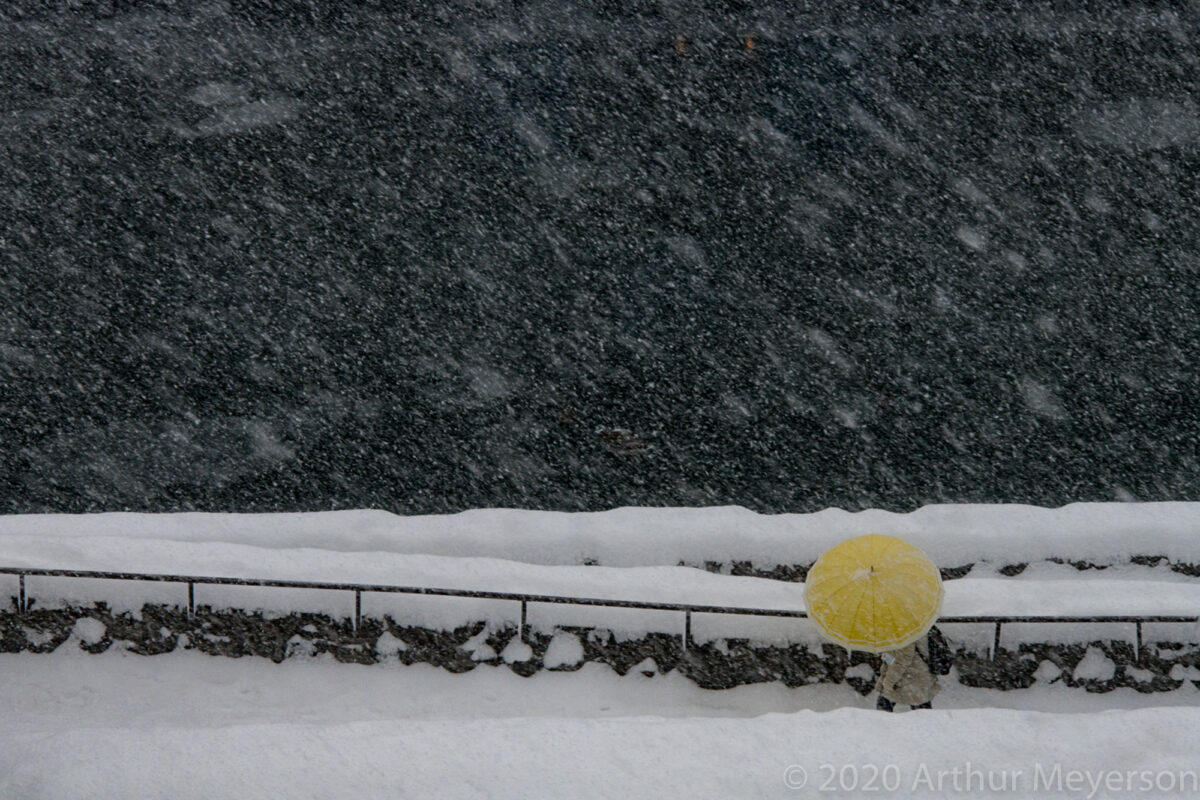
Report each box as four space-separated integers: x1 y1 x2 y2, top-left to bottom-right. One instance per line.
804 534 943 653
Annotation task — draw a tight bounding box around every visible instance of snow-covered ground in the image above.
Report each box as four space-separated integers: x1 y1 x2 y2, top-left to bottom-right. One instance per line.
2 504 1199 798
5 502 1200 569
1 647 1198 799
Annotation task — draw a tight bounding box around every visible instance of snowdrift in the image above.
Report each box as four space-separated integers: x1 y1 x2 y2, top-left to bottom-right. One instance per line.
3 502 1200 570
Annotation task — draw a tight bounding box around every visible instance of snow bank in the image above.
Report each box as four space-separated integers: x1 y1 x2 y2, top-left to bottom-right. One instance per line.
3 503 1198 569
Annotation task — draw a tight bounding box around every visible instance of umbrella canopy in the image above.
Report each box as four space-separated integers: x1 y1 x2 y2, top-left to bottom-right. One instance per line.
803 534 943 653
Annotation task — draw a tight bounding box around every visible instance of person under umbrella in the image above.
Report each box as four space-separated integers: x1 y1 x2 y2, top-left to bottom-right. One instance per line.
803 534 949 710
874 625 952 711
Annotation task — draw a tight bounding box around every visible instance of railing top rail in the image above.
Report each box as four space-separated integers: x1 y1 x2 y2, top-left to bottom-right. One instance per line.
938 615 1198 624
0 565 803 616
1 566 1197 624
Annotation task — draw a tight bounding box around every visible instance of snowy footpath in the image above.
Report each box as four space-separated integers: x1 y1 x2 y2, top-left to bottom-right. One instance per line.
0 648 1198 799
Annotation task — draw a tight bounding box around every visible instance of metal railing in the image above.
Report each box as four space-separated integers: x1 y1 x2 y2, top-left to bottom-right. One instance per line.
1 566 1196 659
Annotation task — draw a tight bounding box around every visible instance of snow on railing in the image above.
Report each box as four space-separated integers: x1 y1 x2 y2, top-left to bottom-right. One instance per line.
1 566 1196 660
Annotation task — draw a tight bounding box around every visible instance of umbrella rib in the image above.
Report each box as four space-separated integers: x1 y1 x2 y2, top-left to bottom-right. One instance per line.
846 582 871 647
870 576 880 649
879 589 899 648
893 569 936 646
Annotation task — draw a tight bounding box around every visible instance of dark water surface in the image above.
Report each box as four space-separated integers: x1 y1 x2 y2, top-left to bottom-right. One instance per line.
2 1 1198 513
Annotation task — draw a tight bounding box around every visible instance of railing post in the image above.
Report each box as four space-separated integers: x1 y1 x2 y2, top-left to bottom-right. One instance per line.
684 610 692 651
18 574 25 614
354 589 362 632
992 621 1002 661
1135 621 1142 660
519 600 527 643
187 582 195 619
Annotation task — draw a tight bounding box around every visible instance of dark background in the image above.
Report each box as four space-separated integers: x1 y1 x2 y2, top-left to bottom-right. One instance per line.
2 0 1198 514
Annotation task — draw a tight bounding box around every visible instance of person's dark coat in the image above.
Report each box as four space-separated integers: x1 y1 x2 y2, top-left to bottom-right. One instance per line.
876 627 952 706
